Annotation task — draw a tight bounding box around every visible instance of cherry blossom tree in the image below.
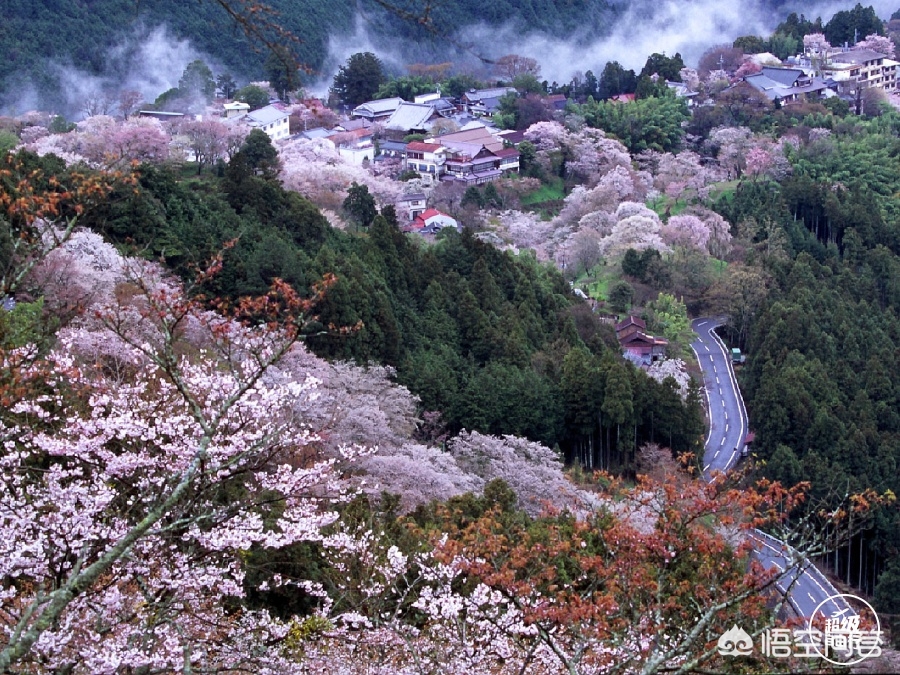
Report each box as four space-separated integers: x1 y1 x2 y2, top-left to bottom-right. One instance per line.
854 33 896 58
745 146 773 179
523 121 631 186
708 126 753 179
180 118 230 174
280 137 401 212
660 214 710 251
732 59 763 81
0 152 124 297
803 33 832 75
0 252 352 672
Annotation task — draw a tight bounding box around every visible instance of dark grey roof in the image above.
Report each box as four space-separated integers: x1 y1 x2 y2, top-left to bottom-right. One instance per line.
831 49 887 64
379 140 407 153
247 105 289 125
301 127 332 139
760 67 805 86
384 102 436 131
398 192 427 202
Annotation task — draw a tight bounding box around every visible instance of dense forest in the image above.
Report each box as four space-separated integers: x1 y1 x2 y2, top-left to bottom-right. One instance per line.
0 0 621 112
7 2 900 670
49 142 702 469
709 111 900 612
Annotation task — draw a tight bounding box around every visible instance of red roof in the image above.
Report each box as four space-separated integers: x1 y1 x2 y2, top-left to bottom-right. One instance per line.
406 141 442 152
419 208 443 220
494 148 520 157
615 315 646 332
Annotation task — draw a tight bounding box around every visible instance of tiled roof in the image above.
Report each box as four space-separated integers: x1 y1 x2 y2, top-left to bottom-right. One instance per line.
406 141 442 152
352 97 404 116
384 102 436 131
247 105 289 125
831 49 887 64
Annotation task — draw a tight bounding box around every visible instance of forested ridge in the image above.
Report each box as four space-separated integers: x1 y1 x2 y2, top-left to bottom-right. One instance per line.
62 148 704 466
0 0 621 108
7 2 900 668
710 111 900 611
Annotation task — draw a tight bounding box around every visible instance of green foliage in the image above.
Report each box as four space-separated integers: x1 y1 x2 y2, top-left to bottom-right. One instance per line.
331 52 387 107
265 47 302 101
442 74 484 99
607 280 634 312
375 76 435 101
178 59 216 101
216 73 238 100
236 85 270 111
645 292 692 356
825 3 884 45
343 182 377 228
597 61 637 100
639 52 685 81
49 116 76 134
240 129 280 179
733 35 767 53
0 299 48 350
577 94 689 153
0 131 17 156
774 12 824 40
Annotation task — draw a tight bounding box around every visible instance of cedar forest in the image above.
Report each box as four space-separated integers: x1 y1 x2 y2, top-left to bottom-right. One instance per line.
3 1 900 673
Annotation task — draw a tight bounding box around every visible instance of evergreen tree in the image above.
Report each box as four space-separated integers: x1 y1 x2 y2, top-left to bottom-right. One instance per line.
331 52 387 107
343 182 377 228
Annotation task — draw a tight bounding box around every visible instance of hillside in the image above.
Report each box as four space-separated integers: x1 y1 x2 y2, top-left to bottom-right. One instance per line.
0 0 619 113
0 0 818 116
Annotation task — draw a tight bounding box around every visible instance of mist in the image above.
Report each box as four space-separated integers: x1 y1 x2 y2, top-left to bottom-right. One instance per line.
317 0 900 89
3 25 224 120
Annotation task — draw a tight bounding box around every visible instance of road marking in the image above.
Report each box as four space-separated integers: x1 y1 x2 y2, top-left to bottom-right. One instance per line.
714 450 720 457
721 400 725 406
709 355 714 362
720 437 725 446
808 592 815 602
704 463 710 471
697 321 707 327
725 412 728 420
725 424 729 432
715 376 720 384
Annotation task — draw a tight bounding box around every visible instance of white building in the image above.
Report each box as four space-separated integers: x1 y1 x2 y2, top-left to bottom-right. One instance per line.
246 105 290 141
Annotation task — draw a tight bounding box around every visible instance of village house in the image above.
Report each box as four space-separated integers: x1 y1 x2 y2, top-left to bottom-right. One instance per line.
402 124 520 185
822 49 899 95
351 97 404 121
245 104 290 141
384 102 441 136
223 101 250 119
460 87 517 116
736 66 831 104
404 141 446 183
396 192 427 220
615 316 667 365
402 208 459 234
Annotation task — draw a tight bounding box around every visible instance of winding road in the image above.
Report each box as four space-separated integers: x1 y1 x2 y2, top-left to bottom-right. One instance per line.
690 318 851 620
